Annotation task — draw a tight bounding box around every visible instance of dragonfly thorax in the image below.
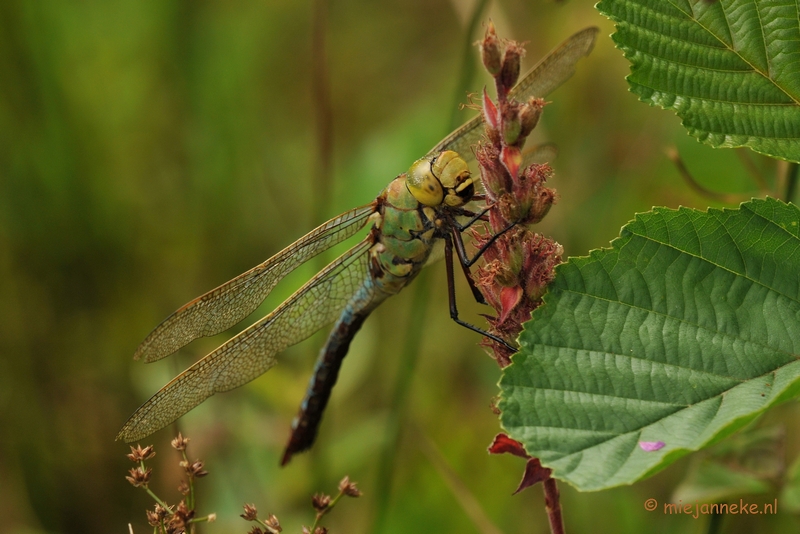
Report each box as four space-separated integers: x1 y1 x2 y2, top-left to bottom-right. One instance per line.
406 150 474 208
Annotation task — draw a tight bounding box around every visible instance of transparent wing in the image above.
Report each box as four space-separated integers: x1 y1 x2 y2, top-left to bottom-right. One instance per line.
118 237 375 442
427 27 599 161
523 142 558 165
135 204 377 363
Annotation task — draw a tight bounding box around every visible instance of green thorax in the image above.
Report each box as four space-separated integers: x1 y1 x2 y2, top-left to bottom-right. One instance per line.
369 175 438 295
369 150 475 296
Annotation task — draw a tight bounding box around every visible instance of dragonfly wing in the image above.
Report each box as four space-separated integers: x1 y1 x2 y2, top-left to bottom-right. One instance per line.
523 142 558 165
135 204 377 363
118 237 374 442
508 27 598 102
426 27 599 162
425 115 483 161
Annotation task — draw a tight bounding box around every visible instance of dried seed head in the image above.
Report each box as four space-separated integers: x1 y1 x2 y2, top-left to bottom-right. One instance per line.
265 513 282 533
127 444 156 463
183 460 208 478
125 466 152 488
241 503 259 521
248 527 265 534
338 476 363 498
170 499 194 531
314 528 328 534
154 504 170 520
171 433 190 451
146 509 160 527
312 493 331 512
175 500 191 518
177 480 190 495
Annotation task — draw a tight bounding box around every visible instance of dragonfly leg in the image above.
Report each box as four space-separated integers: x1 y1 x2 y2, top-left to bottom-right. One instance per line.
281 303 372 466
449 212 518 305
450 226 488 305
461 219 517 269
454 205 493 231
444 234 516 353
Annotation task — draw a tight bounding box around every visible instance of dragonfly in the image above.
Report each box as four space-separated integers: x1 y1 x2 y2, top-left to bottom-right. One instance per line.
118 27 598 465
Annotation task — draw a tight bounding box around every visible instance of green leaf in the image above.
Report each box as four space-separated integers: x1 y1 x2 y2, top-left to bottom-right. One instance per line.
596 0 800 163
671 426 783 503
499 198 800 491
672 460 771 504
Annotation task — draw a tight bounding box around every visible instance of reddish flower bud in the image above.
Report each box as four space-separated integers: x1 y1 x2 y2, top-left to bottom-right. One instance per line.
476 143 509 200
518 98 545 139
480 21 503 76
500 145 522 181
499 42 524 90
501 101 522 146
482 87 499 131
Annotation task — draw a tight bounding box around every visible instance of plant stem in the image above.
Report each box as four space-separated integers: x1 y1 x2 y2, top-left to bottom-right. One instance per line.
144 487 172 513
311 491 344 531
181 450 196 510
543 478 564 534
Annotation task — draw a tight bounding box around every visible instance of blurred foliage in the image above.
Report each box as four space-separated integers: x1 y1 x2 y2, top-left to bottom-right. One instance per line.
0 0 797 533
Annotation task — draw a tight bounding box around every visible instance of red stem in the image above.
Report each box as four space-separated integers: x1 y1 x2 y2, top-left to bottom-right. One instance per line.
543 477 564 534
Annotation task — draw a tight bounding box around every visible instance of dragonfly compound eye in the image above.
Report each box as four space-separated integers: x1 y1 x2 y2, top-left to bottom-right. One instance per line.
432 150 473 206
406 158 444 206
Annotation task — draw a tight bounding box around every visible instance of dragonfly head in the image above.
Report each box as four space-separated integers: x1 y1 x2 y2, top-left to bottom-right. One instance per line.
434 150 474 207
406 150 474 208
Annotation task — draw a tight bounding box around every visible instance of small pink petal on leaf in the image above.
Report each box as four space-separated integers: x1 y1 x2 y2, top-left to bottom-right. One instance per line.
639 441 665 452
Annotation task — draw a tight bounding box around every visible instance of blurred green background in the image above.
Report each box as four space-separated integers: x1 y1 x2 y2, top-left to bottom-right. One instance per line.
1 0 797 533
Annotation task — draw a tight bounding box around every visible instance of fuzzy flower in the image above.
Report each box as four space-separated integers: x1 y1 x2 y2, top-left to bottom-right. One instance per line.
471 23 563 367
